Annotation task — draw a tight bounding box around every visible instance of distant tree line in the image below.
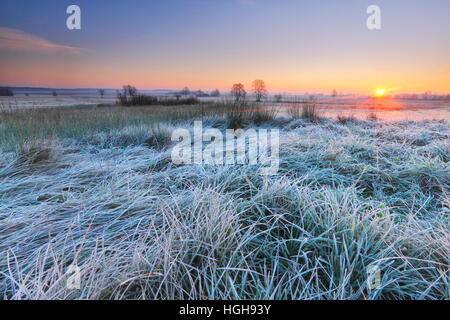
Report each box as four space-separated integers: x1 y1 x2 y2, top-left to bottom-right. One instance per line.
0 87 14 96
117 85 199 106
116 83 450 106
394 92 450 101
173 87 221 99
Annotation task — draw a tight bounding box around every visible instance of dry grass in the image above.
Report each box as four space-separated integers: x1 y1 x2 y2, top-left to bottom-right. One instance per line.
287 100 320 121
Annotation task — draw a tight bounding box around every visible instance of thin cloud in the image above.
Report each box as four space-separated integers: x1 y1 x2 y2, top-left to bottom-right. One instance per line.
0 27 84 56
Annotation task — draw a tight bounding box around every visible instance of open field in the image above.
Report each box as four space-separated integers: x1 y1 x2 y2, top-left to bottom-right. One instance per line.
0 103 448 299
0 95 116 110
2 95 449 122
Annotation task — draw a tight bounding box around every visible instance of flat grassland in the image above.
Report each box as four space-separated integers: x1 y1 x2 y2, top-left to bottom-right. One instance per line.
0 103 448 299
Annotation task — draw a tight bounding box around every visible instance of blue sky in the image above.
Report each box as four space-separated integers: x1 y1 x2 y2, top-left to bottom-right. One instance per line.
1 0 449 93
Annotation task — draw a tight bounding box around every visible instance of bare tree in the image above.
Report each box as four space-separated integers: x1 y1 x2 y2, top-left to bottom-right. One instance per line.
231 83 246 102
99 89 105 98
123 85 137 97
52 90 57 97
117 85 138 105
332 89 337 97
274 94 282 103
252 80 267 102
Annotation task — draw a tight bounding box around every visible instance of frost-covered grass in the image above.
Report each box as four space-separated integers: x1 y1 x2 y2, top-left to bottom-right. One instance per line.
0 106 448 300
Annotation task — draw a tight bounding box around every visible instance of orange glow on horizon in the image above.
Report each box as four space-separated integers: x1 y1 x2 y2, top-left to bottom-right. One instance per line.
0 57 448 95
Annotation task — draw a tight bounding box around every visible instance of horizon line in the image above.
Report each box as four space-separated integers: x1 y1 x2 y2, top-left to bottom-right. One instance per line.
2 85 449 96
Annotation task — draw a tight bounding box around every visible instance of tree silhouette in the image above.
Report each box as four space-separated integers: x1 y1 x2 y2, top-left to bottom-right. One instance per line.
0 87 13 96
117 85 138 105
231 83 246 102
123 85 137 97
252 80 267 102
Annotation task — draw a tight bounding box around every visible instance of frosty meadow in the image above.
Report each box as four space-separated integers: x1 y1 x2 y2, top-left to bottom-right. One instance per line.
171 121 280 176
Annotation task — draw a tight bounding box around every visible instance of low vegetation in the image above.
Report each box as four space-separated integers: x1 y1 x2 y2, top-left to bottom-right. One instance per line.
337 114 358 125
287 100 320 121
116 85 200 106
0 104 448 300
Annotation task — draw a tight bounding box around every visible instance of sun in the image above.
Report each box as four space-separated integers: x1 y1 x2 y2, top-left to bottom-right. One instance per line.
376 89 385 96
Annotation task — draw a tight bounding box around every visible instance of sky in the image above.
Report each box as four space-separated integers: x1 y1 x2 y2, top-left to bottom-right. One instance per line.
0 0 449 94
